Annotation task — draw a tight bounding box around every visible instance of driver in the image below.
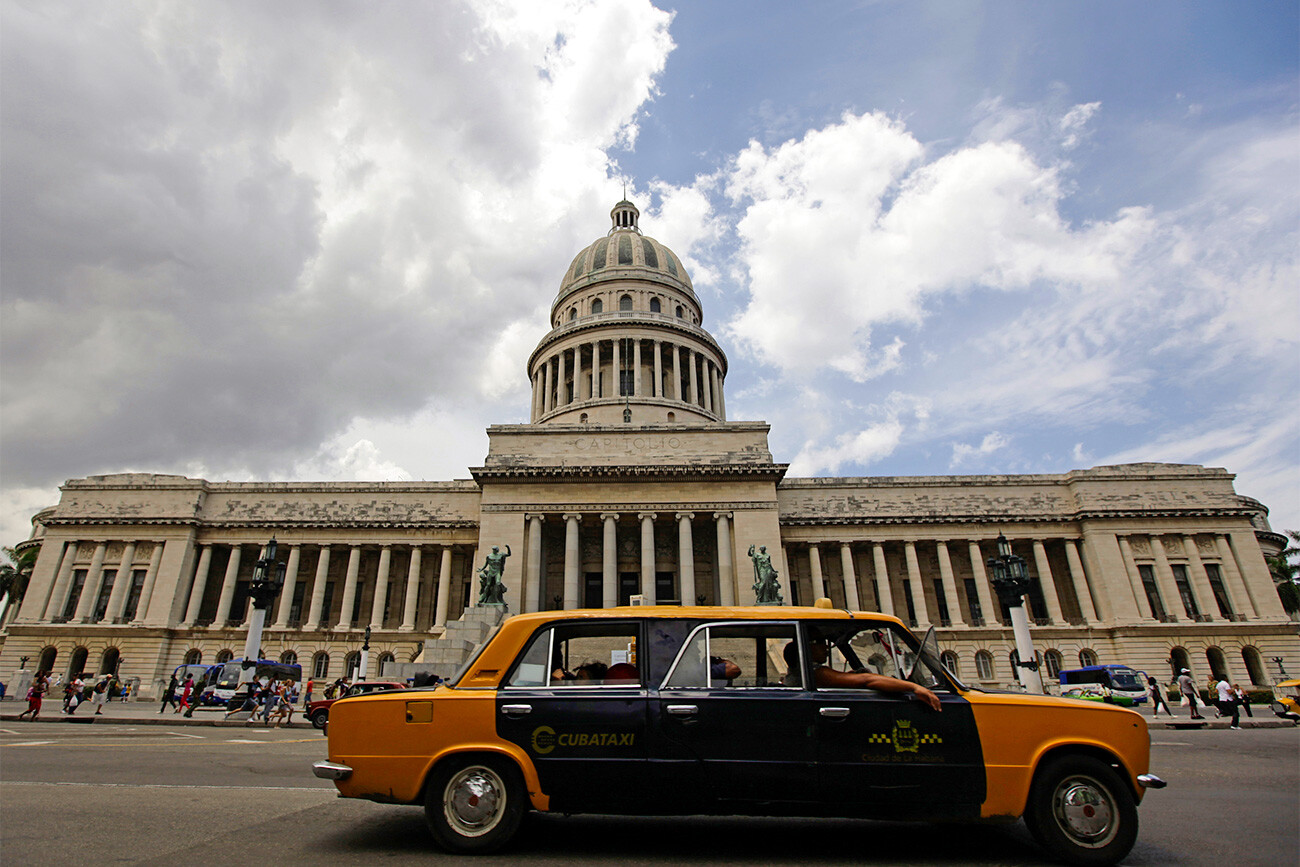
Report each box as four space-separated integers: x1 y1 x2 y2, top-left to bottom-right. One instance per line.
785 639 943 711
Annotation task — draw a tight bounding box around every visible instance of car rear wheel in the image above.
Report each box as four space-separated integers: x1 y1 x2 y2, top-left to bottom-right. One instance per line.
310 710 328 730
424 755 525 854
1025 755 1138 867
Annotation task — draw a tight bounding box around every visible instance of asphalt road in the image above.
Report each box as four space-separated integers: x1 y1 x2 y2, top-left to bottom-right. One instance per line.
1 721 1295 866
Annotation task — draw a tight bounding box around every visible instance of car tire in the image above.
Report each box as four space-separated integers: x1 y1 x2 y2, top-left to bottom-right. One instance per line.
1025 754 1138 867
424 755 525 854
310 710 328 730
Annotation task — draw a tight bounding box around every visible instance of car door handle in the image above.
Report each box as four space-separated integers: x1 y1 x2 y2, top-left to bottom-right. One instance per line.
501 704 532 716
819 706 851 719
666 704 698 717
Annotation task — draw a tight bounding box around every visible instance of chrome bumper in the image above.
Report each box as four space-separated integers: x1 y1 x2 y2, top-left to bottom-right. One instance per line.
312 760 353 781
1137 773 1167 789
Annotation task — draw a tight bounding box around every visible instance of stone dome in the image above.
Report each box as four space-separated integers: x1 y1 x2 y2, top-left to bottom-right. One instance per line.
557 200 694 299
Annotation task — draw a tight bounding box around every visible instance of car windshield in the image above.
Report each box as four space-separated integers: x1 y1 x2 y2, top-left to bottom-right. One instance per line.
1108 668 1142 690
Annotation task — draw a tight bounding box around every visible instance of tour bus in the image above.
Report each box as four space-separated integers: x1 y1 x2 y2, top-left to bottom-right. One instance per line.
172 659 301 706
1058 664 1148 706
169 663 223 705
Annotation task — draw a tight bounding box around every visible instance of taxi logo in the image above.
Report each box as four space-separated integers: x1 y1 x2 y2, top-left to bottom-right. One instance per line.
865 720 943 754
531 725 558 755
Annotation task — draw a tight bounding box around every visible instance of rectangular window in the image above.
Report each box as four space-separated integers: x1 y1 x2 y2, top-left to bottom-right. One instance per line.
1170 564 1200 618
121 569 148 621
289 583 306 624
931 578 951 625
901 579 917 626
92 570 116 623
655 572 676 605
665 623 798 689
1138 565 1167 620
62 570 88 620
1203 564 1234 618
619 369 634 396
963 578 984 625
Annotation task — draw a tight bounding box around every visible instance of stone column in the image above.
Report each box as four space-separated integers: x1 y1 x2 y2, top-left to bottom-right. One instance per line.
132 542 165 625
434 546 454 628
633 339 642 396
273 544 302 627
903 541 927 626
369 544 393 628
702 360 713 412
715 513 735 606
336 545 363 630
1116 536 1152 620
105 542 137 623
714 367 726 420
563 513 581 609
688 351 699 405
74 542 108 622
182 545 213 626
935 541 962 626
669 343 680 400
213 544 243 627
590 341 600 398
602 513 618 608
541 359 551 414
1081 530 1143 624
42 542 78 621
677 512 695 605
808 544 826 600
1182 536 1217 621
653 340 663 397
612 339 621 396
525 515 544 613
1228 530 1287 620
1031 540 1064 624
871 543 895 618
530 371 539 421
639 512 657 604
303 545 331 631
967 540 998 626
1149 535 1182 620
839 542 860 611
557 349 568 406
400 546 422 631
1063 540 1099 622
1214 534 1255 618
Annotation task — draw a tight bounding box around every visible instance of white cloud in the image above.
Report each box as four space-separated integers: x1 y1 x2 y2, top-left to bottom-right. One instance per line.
789 418 904 476
950 432 1010 468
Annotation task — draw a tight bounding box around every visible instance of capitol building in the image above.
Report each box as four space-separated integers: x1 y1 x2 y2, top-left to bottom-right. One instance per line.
4 200 1296 696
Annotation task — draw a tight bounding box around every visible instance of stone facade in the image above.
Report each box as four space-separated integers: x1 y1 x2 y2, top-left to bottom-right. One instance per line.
3 201 1296 696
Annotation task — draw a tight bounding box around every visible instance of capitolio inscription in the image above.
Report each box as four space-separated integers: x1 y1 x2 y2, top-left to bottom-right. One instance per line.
572 435 684 454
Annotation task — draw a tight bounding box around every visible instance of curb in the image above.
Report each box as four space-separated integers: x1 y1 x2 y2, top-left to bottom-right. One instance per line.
0 711 314 730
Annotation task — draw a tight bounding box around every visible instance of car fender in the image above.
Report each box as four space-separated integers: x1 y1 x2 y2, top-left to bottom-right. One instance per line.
421 741 550 812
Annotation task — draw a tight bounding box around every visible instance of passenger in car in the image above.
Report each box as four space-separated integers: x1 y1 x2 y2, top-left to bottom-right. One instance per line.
783 640 943 711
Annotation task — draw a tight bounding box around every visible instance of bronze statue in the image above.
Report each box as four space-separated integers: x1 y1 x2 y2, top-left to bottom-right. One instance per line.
477 544 511 606
748 544 784 605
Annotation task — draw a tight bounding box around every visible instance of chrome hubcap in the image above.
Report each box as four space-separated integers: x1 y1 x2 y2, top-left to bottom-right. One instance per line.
1053 776 1117 847
443 766 505 836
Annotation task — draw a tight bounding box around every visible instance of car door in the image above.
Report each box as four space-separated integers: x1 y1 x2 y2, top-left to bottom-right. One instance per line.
811 622 985 817
654 621 819 807
494 619 649 813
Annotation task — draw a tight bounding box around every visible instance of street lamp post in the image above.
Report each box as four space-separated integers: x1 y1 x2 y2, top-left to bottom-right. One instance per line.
987 533 1044 694
357 626 372 682
239 538 287 688
1271 656 1288 681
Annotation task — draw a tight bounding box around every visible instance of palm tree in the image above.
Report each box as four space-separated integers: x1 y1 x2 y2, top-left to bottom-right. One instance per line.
0 545 38 623
1267 530 1300 616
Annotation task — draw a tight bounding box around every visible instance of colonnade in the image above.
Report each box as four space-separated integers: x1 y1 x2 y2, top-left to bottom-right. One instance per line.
531 336 725 420
37 540 166 626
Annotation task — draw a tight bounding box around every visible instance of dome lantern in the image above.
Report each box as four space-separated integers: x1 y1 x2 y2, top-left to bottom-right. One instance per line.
610 199 640 234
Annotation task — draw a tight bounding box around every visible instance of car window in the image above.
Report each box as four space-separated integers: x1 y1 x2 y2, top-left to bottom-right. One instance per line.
836 624 952 692
505 621 641 688
664 623 800 689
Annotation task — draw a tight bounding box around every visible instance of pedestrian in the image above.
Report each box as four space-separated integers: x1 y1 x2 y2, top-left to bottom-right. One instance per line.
159 674 179 713
64 674 85 715
1232 683 1253 718
258 679 278 725
224 682 261 722
90 675 111 715
1215 677 1241 729
304 677 314 704
176 674 195 714
1147 675 1173 717
17 670 48 721
1177 669 1203 719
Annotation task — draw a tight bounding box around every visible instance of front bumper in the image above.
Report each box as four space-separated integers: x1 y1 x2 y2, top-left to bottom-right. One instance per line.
1137 773 1167 789
312 761 353 781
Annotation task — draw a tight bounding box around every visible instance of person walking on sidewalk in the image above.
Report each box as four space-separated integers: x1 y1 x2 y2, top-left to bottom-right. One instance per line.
176 675 194 714
1232 683 1253 718
1177 669 1203 719
1216 677 1241 728
90 675 110 715
159 674 179 713
17 671 48 721
1147 675 1173 717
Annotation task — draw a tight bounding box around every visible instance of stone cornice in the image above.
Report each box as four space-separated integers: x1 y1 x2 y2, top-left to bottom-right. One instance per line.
483 501 777 514
780 507 1260 527
42 517 480 530
470 463 788 483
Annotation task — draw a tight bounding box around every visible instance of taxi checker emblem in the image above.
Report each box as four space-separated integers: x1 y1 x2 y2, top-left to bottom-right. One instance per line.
531 725 557 755
865 719 943 754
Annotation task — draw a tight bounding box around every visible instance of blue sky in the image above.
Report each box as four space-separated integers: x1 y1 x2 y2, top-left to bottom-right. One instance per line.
1 0 1297 548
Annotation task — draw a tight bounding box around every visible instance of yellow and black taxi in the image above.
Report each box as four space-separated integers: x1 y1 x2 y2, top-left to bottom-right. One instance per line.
313 604 1165 865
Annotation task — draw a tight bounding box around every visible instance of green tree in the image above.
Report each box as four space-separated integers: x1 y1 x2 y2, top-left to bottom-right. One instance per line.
0 545 38 618
1266 529 1300 615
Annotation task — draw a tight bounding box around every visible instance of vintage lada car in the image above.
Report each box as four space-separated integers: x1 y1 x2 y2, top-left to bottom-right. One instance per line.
314 604 1165 865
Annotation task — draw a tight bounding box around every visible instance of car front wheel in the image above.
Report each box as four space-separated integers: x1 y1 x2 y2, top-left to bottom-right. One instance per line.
424 755 525 854
310 710 328 730
1025 755 1138 867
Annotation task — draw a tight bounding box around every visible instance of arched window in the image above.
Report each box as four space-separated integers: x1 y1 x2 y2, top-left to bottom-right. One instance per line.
591 298 603 314
279 650 298 666
975 650 995 680
940 651 960 677
1044 649 1063 679
345 651 362 679
377 652 395 676
619 294 633 312
184 648 203 665
666 412 675 422
312 652 330 679
675 305 683 318
1242 646 1266 685
38 645 58 674
650 297 661 313
216 649 234 663
579 413 588 423
1206 646 1228 679
68 646 89 679
99 647 120 677
1078 648 1099 667
568 307 576 321
1170 646 1191 678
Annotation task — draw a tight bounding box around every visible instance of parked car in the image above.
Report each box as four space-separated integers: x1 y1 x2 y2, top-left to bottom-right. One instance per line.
1271 678 1300 720
314 604 1165 865
307 680 408 730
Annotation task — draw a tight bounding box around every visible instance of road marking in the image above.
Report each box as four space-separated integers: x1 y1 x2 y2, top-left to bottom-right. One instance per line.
5 741 54 746
0 728 22 735
1152 741 1192 746
4 780 336 792
168 732 206 739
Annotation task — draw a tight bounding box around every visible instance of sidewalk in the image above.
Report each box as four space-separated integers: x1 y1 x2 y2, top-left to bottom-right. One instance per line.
0 697 314 729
